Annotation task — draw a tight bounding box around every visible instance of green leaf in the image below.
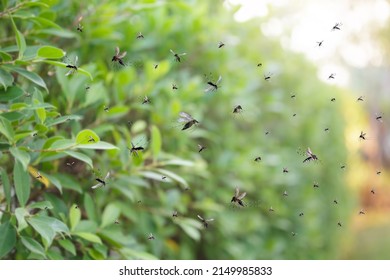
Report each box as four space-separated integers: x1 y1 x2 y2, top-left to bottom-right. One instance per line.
44 174 62 193
37 46 65 59
0 68 14 90
58 239 76 256
11 16 26 59
14 160 30 207
9 147 30 171
26 215 70 248
0 116 15 143
21 236 46 258
11 68 48 91
84 194 97 222
151 125 162 157
0 168 12 210
28 201 53 210
101 203 121 228
0 221 16 258
36 107 46 124
69 204 81 232
120 248 158 260
49 139 76 150
0 86 23 102
63 150 93 168
75 129 100 144
15 207 29 232
178 219 201 241
45 115 82 127
155 168 189 187
76 141 119 150
41 60 93 80
72 232 102 244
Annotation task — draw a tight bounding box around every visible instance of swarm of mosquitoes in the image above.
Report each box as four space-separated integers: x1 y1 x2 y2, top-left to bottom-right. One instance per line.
53 19 386 244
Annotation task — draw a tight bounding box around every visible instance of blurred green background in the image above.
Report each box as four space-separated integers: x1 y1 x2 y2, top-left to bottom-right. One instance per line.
0 0 389 260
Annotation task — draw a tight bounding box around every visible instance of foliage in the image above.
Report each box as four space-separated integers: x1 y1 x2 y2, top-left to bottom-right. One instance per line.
0 0 350 259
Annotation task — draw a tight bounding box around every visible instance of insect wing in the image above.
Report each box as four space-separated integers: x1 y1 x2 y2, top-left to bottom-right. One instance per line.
178 52 187 56
91 182 103 189
205 218 214 222
197 215 205 222
104 172 110 181
179 112 193 121
306 147 313 157
216 75 222 85
118 51 127 59
170 49 176 55
237 191 246 200
234 188 240 198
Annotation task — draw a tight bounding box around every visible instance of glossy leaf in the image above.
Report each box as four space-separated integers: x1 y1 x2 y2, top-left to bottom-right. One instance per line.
15 207 29 232
9 147 30 171
21 236 46 258
0 168 11 209
0 68 14 90
151 125 162 157
14 161 31 207
37 46 65 59
0 116 15 143
0 221 16 258
26 215 70 247
11 67 48 91
75 129 100 144
101 203 121 228
72 232 102 244
58 239 76 256
69 204 81 231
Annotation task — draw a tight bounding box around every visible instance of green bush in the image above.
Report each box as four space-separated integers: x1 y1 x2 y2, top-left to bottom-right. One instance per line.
0 0 350 260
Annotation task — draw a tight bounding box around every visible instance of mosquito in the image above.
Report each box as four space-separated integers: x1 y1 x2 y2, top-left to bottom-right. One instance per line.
197 215 214 228
154 64 158 69
324 128 330 132
332 22 342 31
290 93 296 99
178 112 199 131
328 73 336 79
128 141 145 157
231 187 246 207
198 144 206 153
88 136 95 143
313 182 319 188
115 220 120 224
331 98 336 102
85 84 90 91
291 232 296 236
172 84 178 90
283 190 288 197
65 56 78 76
316 40 324 47
264 73 273 81
76 23 83 32
162 176 167 180
359 131 367 140
36 172 43 179
66 161 75 167
333 199 338 204
91 171 110 189
204 75 222 92
359 209 365 215
104 105 109 112
269 206 274 212
254 156 261 162
371 189 375 195
112 46 127 66
299 212 304 217
357 96 364 102
377 171 381 175
375 113 383 123
283 167 289 173
340 164 346 170
142 96 151 104
147 233 155 240
257 63 262 67
233 105 243 114
172 210 178 218
337 222 342 227
292 113 297 117
218 41 225 48
302 147 318 163
170 49 186 62
136 32 144 39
